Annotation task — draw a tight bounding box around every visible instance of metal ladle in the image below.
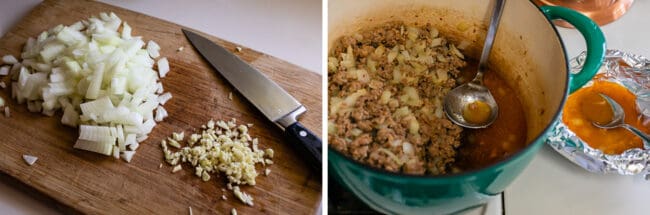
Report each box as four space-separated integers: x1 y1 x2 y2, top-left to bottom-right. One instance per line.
592 93 650 146
444 0 505 129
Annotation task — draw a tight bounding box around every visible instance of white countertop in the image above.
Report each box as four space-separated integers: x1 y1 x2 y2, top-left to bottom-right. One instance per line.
505 1 650 215
0 0 322 73
0 0 321 214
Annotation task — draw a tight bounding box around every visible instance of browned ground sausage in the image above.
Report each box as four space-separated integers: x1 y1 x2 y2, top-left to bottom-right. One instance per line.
328 22 465 175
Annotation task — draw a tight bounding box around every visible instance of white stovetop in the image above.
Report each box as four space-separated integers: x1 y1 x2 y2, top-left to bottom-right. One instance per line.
0 0 321 214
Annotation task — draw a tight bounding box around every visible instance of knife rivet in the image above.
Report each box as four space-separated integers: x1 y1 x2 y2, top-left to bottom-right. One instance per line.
299 130 307 137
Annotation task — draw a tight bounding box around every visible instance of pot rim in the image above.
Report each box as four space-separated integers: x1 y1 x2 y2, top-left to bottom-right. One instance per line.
328 0 571 181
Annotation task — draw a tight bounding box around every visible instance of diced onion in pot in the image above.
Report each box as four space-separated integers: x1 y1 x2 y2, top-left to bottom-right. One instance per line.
457 40 470 50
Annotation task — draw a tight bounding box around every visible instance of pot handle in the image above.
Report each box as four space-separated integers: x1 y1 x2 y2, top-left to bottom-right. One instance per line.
540 6 606 93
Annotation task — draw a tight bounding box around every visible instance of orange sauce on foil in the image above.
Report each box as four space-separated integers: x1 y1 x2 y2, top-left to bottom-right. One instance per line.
562 80 650 155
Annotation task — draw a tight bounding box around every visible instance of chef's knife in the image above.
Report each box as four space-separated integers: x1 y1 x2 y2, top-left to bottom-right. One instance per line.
182 29 322 173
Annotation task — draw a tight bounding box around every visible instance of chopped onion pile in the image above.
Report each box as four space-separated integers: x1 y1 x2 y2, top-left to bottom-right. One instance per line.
0 12 172 161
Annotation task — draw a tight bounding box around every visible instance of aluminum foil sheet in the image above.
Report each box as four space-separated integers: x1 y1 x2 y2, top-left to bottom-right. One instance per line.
547 49 650 177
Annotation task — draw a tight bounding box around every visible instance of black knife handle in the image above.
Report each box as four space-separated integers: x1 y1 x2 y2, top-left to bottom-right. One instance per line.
285 122 322 174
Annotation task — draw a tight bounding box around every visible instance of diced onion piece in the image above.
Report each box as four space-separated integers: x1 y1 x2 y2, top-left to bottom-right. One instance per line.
457 40 471 50
128 141 140 151
0 66 8 75
57 26 87 45
125 133 137 145
18 67 29 87
85 63 105 99
450 44 464 59
154 106 168 122
139 118 156 134
65 61 81 76
115 129 125 151
379 91 392 104
399 87 422 107
402 142 414 155
430 28 439 38
157 57 169 77
406 115 420 134
343 89 367 108
80 96 114 118
49 68 65 82
393 106 411 118
158 92 172 105
377 148 404 165
69 21 84 31
121 22 132 39
171 164 182 173
136 135 148 142
111 77 127 95
147 40 160 58
2 55 18 64
431 38 442 47
391 69 401 83
112 145 120 159
4 107 9 117
155 82 164 94
73 139 113 155
328 97 342 116
407 26 419 41
354 69 370 83
121 151 135 162
79 125 113 142
350 128 363 136
327 57 339 73
40 43 66 63
340 46 356 69
61 105 79 127
22 155 38 166
124 125 140 134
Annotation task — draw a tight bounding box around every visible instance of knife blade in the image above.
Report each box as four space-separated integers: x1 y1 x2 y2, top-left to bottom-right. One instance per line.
182 29 322 173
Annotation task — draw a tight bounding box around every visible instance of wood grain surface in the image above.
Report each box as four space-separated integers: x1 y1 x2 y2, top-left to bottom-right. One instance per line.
0 0 322 214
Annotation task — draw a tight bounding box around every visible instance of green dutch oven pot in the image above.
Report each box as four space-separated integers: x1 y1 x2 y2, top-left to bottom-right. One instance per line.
328 0 605 214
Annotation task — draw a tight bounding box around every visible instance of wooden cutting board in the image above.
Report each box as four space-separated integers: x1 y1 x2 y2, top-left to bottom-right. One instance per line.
0 0 322 214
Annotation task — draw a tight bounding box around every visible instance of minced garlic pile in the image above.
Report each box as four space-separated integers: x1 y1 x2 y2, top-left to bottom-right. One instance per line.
161 118 273 206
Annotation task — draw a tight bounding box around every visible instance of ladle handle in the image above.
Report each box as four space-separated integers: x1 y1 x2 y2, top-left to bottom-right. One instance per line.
541 6 606 93
622 124 650 146
474 0 506 86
